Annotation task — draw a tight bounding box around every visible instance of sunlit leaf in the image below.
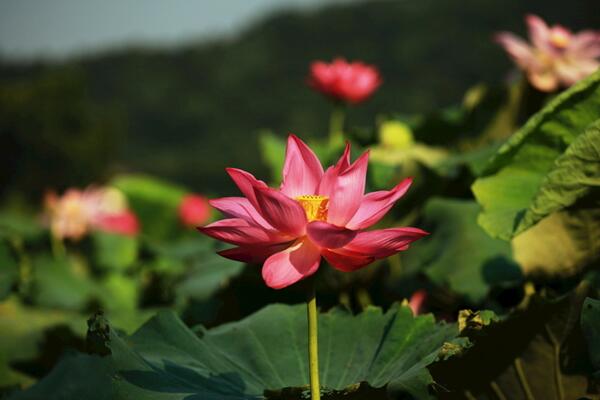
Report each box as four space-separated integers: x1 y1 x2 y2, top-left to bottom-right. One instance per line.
472 70 600 240
13 304 463 400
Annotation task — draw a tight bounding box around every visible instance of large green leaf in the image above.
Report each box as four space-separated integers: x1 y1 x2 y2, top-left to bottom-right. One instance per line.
512 208 600 279
400 198 522 304
13 304 462 399
472 70 600 240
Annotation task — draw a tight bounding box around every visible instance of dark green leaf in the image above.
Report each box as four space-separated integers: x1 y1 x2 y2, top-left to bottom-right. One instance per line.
401 198 522 303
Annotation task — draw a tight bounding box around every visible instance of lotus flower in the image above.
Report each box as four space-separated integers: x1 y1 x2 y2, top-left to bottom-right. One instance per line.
199 135 427 289
179 194 211 227
44 186 139 240
308 58 381 104
496 14 600 92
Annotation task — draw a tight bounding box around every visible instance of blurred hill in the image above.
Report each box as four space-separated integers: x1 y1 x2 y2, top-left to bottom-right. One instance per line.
1 0 599 199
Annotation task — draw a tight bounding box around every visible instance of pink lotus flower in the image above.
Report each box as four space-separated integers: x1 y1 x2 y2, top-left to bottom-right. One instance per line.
308 58 382 104
496 14 600 92
199 135 427 289
44 186 139 240
179 194 211 227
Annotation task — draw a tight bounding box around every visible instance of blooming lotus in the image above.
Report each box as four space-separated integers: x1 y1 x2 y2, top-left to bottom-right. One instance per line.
308 58 381 104
44 186 139 240
179 194 211 227
496 14 600 92
199 135 427 289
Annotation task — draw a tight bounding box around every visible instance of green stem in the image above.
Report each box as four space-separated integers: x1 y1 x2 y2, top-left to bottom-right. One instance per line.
51 234 66 260
307 282 321 400
11 238 31 297
329 104 346 146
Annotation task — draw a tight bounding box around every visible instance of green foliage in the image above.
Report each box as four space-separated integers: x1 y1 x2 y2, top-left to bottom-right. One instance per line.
0 298 84 391
473 70 600 240
12 304 464 400
259 131 286 184
0 241 18 300
432 279 599 399
31 255 96 311
112 174 187 239
401 198 522 304
92 232 138 272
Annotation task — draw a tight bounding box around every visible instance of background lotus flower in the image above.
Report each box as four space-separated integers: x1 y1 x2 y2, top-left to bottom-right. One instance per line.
179 194 211 227
408 289 427 315
44 186 139 240
495 14 600 92
200 134 427 289
308 58 381 104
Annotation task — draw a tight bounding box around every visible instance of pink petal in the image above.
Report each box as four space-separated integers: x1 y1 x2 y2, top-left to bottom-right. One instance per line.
346 177 413 230
218 242 293 264
569 31 600 58
209 197 273 229
94 211 139 236
253 186 307 236
321 248 374 272
306 221 357 249
226 168 268 207
408 289 427 315
280 135 324 197
318 142 351 197
262 240 321 289
526 14 551 50
495 32 536 68
198 218 285 246
343 227 429 258
325 150 370 226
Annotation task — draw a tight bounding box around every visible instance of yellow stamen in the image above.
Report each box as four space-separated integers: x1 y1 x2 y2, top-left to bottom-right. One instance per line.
296 195 329 222
550 32 569 48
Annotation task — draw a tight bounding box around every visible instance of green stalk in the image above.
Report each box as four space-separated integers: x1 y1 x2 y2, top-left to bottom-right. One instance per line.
328 104 346 146
307 282 321 400
51 234 66 260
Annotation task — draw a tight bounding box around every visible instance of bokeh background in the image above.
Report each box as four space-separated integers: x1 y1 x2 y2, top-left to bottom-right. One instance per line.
1 0 599 199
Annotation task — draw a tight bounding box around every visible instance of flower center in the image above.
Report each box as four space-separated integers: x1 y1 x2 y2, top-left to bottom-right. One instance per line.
550 31 569 49
296 195 329 222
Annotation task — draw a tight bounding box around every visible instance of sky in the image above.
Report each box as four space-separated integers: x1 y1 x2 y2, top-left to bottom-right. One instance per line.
0 0 353 61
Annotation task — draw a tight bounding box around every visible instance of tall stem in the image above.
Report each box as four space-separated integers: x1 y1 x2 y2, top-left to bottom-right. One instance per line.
307 281 321 400
328 104 346 146
51 234 66 260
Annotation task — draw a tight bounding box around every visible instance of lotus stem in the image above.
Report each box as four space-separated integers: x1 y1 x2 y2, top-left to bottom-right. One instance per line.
329 104 345 146
307 281 321 400
51 234 66 260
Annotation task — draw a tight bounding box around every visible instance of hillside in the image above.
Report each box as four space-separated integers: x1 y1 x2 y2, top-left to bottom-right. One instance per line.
1 0 599 197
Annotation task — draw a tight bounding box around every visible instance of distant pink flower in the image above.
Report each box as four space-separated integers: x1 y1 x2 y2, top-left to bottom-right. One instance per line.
179 194 211 227
308 58 382 103
496 14 600 92
408 289 427 315
199 135 427 289
44 186 139 240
